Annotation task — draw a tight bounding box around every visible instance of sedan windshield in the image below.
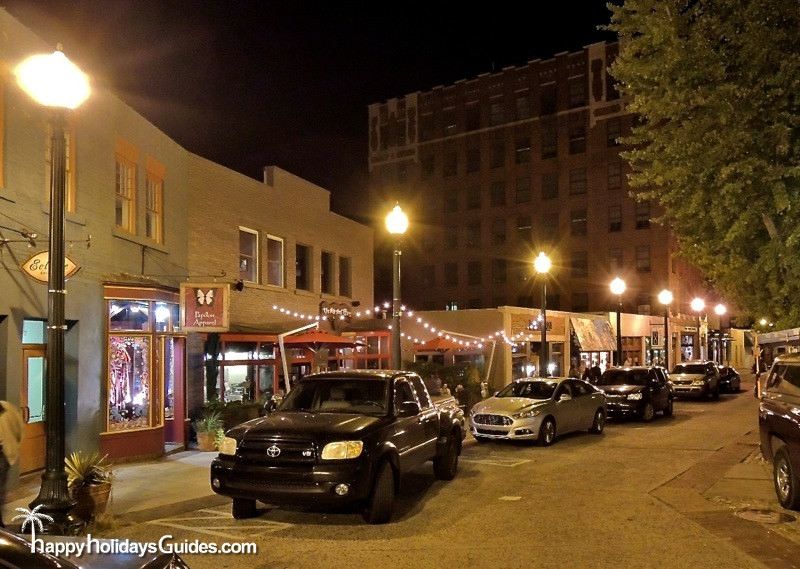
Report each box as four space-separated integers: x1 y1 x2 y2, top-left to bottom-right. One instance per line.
672 364 707 375
496 381 556 400
597 370 648 386
279 379 389 416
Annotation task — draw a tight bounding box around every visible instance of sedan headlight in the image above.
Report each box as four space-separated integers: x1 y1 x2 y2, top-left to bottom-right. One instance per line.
512 408 542 419
218 436 238 456
626 392 643 400
692 379 706 386
321 441 364 460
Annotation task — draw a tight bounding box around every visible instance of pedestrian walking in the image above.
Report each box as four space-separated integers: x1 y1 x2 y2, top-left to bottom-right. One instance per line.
0 400 23 528
441 383 451 397
454 384 467 410
480 381 489 400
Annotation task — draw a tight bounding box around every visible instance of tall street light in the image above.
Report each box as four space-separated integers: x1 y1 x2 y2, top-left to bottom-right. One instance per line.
385 204 408 369
610 277 626 366
691 297 706 360
533 252 552 377
658 289 673 370
714 303 727 364
16 46 90 533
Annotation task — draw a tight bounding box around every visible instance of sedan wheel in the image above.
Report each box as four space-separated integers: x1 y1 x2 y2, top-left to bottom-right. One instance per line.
641 402 655 422
538 418 556 446
663 397 674 417
589 409 605 434
774 447 800 510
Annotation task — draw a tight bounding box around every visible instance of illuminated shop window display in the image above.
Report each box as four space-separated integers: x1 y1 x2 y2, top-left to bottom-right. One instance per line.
108 335 151 431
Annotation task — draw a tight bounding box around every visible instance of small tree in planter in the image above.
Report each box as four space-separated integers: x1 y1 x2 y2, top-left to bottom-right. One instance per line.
65 451 113 523
194 411 223 451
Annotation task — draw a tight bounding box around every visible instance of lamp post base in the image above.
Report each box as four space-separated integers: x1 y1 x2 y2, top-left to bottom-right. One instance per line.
30 471 83 535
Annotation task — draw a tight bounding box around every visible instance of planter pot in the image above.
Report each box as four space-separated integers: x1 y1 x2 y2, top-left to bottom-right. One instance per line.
196 431 217 451
72 481 112 522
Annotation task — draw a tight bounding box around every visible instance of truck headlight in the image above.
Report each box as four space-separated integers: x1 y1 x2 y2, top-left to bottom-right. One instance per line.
321 441 364 460
219 436 238 456
626 392 643 400
513 408 541 419
692 380 706 386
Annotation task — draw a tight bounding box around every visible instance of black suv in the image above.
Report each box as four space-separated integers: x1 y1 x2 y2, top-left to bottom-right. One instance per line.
595 366 674 421
759 354 800 509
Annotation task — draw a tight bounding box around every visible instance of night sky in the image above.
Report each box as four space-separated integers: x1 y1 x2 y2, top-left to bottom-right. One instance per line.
2 1 615 220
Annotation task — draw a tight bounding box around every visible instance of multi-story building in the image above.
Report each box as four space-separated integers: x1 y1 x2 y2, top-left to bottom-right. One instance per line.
368 42 705 317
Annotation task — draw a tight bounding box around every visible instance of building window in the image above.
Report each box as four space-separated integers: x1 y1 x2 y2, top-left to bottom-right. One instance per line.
46 127 77 213
492 258 507 284
490 181 506 207
515 137 531 164
542 213 559 240
491 218 506 245
607 118 621 146
636 246 651 272
115 156 136 233
569 168 587 195
490 100 505 126
466 186 481 210
571 251 588 277
397 162 408 183
466 147 481 173
572 292 589 312
420 113 434 142
444 189 459 213
239 227 259 283
443 151 458 177
445 301 459 311
422 265 436 288
568 114 586 154
442 107 457 135
466 221 481 248
609 247 623 271
420 154 434 180
465 104 480 131
515 176 531 203
541 121 557 159
321 251 335 295
491 142 506 169
145 174 163 244
540 83 557 115
568 76 587 108
296 244 311 290
570 209 587 236
339 256 352 297
608 161 622 191
445 225 458 249
108 334 152 431
266 235 284 287
607 74 621 101
468 261 482 285
515 93 531 120
542 173 558 199
445 263 458 287
636 201 651 229
608 206 622 232
516 215 532 242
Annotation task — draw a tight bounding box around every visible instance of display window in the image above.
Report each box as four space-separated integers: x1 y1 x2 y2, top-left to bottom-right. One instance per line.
108 335 151 431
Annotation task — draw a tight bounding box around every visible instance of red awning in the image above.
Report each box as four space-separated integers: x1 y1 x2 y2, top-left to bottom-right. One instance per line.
281 330 360 349
415 336 464 352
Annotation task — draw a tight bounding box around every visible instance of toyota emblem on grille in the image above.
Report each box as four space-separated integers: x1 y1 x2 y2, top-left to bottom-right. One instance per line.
266 444 281 458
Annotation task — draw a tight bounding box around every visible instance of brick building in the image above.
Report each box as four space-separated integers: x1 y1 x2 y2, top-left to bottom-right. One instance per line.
367 42 705 317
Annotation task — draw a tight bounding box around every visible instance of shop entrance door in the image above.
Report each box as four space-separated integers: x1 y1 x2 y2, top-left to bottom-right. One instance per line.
20 347 46 473
163 337 186 448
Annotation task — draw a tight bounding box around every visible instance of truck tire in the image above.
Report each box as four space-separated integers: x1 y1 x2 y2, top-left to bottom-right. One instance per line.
433 432 459 480
363 461 395 524
232 498 257 519
774 447 800 510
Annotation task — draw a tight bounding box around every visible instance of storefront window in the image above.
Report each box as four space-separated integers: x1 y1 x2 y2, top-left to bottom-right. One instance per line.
109 301 150 331
154 302 174 332
108 335 151 431
223 365 254 402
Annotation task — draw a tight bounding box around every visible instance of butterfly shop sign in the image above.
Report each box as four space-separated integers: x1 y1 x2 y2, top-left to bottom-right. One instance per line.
180 283 230 332
21 251 80 283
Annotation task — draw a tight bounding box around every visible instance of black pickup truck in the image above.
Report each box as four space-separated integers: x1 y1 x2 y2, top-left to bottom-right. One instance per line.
210 370 466 524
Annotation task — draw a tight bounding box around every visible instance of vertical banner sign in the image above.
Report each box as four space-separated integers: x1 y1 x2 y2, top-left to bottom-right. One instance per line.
180 283 230 332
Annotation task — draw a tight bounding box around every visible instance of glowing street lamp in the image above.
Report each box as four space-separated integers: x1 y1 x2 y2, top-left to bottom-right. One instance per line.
385 204 408 369
16 46 90 533
534 252 552 377
610 277 626 365
714 303 726 316
658 289 673 370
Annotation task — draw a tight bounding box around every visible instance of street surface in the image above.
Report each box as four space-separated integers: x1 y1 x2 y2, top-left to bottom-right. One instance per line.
107 375 800 569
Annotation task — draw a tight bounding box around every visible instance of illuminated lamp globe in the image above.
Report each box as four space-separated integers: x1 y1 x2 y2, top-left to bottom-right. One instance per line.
690 298 705 313
658 289 673 306
385 204 409 235
609 277 626 296
15 48 90 109
533 252 552 274
760 318 768 326
714 303 727 316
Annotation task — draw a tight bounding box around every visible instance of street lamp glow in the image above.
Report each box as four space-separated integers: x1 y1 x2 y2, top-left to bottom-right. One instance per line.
760 318 768 326
15 48 90 109
385 204 409 235
714 303 727 316
533 252 552 274
609 277 626 296
658 289 673 306
690 297 705 312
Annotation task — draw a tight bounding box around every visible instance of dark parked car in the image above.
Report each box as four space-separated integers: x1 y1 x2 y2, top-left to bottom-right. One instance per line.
717 365 741 393
759 354 800 509
670 361 720 399
211 370 465 524
595 367 674 421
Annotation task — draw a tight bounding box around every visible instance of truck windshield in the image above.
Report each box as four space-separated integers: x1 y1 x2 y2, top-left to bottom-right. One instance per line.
279 379 389 416
672 364 707 375
597 370 648 386
495 381 556 400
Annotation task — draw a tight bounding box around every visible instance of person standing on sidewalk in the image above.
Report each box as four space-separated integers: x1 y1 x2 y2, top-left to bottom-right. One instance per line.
0 400 23 527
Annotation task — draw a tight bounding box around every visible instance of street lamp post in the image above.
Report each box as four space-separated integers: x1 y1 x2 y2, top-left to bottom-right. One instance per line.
610 277 626 366
714 303 727 364
658 289 673 370
691 297 706 360
533 252 551 377
385 204 408 370
15 46 90 533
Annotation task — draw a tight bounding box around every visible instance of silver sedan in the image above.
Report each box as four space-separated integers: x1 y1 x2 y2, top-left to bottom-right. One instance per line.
469 377 607 445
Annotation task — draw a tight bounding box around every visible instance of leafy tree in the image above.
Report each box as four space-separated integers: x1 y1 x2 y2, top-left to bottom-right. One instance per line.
607 0 800 326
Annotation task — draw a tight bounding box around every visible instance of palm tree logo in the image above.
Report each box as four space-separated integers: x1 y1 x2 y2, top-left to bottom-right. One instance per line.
12 505 53 545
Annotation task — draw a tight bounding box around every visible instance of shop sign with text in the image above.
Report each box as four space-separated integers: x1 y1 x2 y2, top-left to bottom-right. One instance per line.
180 283 230 332
20 251 80 283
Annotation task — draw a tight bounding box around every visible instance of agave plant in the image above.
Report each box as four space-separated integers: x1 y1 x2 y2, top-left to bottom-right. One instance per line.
193 411 223 433
65 451 113 488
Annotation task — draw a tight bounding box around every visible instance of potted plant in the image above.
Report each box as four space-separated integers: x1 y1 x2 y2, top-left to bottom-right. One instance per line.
194 411 223 451
65 451 113 522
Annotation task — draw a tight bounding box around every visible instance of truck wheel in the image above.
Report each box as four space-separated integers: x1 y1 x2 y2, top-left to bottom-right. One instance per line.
232 498 257 519
433 433 459 480
363 461 395 524
774 447 800 510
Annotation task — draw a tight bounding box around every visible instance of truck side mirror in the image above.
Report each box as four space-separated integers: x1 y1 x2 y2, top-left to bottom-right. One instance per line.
397 401 420 417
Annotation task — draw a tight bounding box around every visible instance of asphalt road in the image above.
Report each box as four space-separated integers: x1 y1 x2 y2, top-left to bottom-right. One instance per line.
106 377 800 569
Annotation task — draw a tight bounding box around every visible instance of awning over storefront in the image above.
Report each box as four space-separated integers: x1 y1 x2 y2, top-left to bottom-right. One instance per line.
758 328 800 345
570 317 616 352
